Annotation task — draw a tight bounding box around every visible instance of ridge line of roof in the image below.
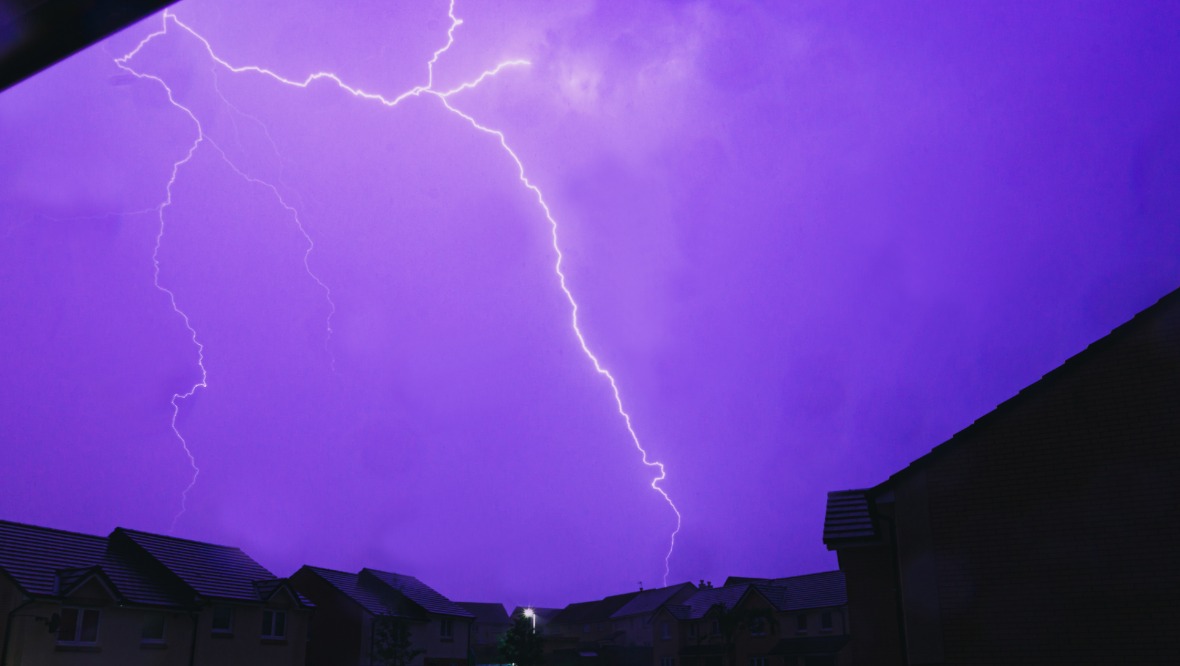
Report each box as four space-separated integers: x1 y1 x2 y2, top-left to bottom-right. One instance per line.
115 527 249 552
880 285 1180 487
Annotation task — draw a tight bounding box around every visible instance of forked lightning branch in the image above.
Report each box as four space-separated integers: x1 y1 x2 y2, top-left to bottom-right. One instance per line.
116 0 681 584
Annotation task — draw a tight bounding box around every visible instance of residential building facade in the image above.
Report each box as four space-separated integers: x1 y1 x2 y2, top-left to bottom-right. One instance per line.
0 520 310 666
651 573 849 666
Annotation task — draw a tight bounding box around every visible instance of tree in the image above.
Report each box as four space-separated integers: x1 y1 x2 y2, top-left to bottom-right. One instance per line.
706 602 778 666
499 614 544 666
372 617 425 666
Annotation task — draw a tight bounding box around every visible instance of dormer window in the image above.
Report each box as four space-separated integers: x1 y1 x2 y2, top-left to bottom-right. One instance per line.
262 610 287 639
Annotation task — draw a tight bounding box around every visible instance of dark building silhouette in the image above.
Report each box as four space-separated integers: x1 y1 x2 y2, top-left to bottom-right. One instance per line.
290 565 473 666
650 573 849 666
543 583 699 666
458 601 511 665
824 287 1180 664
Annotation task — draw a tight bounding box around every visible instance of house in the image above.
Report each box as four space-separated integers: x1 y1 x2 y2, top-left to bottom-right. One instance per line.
651 574 848 666
607 584 697 648
544 585 699 666
0 519 311 665
823 287 1180 664
457 602 511 665
290 566 474 666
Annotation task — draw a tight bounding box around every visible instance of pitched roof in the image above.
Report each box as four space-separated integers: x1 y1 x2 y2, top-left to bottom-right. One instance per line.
822 489 879 548
752 571 847 610
0 521 110 597
552 591 640 626
884 285 1180 484
458 601 511 626
0 520 294 608
0 521 185 606
301 566 404 616
363 569 474 618
672 584 751 620
610 582 696 619
115 528 277 601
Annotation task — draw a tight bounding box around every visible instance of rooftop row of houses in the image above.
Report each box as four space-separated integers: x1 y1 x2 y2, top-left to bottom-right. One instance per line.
510 573 850 666
0 518 845 666
0 518 499 666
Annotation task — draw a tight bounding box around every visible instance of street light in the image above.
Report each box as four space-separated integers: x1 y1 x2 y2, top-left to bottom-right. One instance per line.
523 607 535 631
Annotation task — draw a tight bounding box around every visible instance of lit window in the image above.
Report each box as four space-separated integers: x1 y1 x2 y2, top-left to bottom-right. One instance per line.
820 611 832 632
262 610 287 639
440 618 454 640
212 606 234 634
141 613 166 643
660 622 670 640
795 614 807 634
58 607 101 644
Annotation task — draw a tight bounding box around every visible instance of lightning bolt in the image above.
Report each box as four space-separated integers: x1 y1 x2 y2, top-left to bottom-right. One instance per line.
119 0 682 582
115 25 339 529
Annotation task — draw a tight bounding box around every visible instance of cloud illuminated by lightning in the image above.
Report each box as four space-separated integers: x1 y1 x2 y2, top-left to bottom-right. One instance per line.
118 0 682 583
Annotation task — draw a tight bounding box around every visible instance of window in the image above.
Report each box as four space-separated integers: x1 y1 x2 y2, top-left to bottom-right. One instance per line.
661 658 675 666
749 617 767 636
795 614 807 634
660 622 670 640
583 624 590 634
58 607 100 644
749 658 766 666
688 622 698 638
262 610 287 639
710 620 719 635
820 611 832 632
212 605 234 634
440 618 454 641
141 613 166 643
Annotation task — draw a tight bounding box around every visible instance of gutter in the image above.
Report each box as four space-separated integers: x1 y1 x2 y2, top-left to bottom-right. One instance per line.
189 608 200 666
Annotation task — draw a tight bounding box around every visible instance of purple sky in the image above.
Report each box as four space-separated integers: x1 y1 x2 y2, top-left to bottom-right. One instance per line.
3 0 1179 609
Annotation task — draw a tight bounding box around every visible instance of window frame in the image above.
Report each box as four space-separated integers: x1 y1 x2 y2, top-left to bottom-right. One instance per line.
57 607 101 645
212 605 235 635
440 617 454 641
141 612 167 644
261 609 287 640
